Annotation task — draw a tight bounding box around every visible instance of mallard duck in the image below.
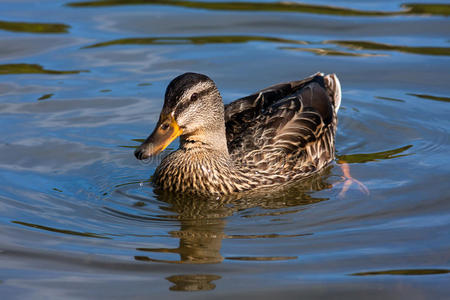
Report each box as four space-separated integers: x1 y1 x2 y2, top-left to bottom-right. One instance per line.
135 72 341 195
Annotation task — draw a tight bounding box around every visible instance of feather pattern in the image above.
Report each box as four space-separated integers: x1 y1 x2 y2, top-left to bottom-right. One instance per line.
224 73 340 179
138 72 341 195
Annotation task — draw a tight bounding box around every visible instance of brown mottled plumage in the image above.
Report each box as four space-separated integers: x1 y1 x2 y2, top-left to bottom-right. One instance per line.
135 72 341 195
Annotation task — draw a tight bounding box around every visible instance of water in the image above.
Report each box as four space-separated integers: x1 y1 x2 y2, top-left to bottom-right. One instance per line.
0 0 449 298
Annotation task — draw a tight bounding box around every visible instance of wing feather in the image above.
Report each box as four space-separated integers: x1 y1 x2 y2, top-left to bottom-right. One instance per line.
225 73 339 171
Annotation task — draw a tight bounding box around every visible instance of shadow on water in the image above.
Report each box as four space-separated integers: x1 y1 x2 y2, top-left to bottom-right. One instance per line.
0 64 87 75
66 1 450 17
0 20 69 34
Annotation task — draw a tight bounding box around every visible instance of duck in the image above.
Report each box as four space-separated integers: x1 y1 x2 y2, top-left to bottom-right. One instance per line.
135 72 341 195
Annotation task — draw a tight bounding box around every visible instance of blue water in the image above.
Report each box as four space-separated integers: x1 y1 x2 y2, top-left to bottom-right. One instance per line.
0 0 449 298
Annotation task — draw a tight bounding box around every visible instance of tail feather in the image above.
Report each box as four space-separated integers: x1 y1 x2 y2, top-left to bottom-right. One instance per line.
324 73 341 114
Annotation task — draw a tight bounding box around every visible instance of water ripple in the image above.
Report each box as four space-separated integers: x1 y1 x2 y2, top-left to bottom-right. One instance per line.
67 1 450 17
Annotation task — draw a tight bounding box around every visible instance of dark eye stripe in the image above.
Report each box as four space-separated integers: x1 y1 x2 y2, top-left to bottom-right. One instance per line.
192 86 215 100
174 86 216 118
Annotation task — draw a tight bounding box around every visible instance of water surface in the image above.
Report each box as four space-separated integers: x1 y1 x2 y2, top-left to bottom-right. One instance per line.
0 0 449 298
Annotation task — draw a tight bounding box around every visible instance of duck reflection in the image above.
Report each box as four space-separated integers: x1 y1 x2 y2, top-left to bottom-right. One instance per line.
134 166 333 266
135 193 228 264
166 274 222 291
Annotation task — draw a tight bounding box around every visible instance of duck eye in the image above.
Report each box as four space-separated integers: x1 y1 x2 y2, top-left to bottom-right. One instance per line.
190 93 198 102
160 123 169 131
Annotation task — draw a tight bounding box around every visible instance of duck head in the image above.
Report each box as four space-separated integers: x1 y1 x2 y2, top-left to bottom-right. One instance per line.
134 72 227 160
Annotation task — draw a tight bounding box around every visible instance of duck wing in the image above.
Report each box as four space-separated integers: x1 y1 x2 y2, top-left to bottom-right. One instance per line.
224 73 341 170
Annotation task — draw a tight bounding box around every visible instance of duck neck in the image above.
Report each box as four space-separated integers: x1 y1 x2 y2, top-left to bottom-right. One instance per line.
180 124 229 156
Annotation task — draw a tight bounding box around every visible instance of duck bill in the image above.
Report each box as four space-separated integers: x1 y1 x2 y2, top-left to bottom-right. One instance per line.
134 114 183 160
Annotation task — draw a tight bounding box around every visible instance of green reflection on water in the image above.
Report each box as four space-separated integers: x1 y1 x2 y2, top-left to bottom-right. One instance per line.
351 269 450 276
83 35 306 49
338 145 413 164
12 221 110 239
38 93 54 101
375 96 406 103
0 20 69 34
0 64 87 75
280 47 384 57
328 40 450 56
407 93 450 103
83 35 449 58
67 1 450 17
403 3 450 16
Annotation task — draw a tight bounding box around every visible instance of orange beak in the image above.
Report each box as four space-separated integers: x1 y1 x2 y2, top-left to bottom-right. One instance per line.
134 114 183 160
